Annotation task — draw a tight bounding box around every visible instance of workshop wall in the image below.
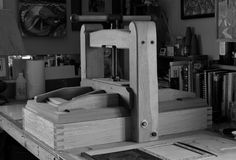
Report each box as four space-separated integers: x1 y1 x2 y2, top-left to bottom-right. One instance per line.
3 0 80 55
3 0 219 59
159 0 218 60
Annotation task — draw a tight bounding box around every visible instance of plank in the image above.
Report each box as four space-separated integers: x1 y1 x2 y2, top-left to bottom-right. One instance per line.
58 93 120 111
26 101 130 124
23 108 130 150
158 108 209 136
158 88 196 102
80 24 104 79
35 86 93 102
159 97 207 112
144 144 202 160
129 21 159 142
47 90 105 107
90 29 130 49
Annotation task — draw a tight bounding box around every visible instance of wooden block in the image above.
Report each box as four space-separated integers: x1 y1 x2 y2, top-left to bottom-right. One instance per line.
26 100 130 124
80 24 104 79
58 93 120 111
159 107 210 136
158 88 196 102
90 29 130 49
159 97 207 112
23 108 130 150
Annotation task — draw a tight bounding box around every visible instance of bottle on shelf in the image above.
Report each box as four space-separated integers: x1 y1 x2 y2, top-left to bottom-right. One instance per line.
16 72 27 100
174 36 183 56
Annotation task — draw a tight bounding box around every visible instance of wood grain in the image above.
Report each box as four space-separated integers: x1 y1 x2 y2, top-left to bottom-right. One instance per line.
26 101 129 124
159 107 211 136
35 86 93 102
90 29 130 49
81 79 132 109
23 108 130 150
80 24 104 79
129 21 159 142
58 93 120 111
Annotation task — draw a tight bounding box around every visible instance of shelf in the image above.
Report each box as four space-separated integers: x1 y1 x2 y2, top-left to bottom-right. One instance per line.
158 55 208 61
213 64 236 71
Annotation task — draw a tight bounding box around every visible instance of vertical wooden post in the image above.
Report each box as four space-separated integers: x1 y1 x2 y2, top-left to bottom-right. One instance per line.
80 24 104 80
129 21 159 142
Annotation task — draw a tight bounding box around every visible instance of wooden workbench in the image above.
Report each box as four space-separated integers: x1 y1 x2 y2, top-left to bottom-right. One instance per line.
0 101 80 160
1 101 236 160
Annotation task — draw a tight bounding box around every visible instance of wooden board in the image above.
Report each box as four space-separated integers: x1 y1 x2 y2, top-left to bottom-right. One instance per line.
80 24 104 79
159 107 212 136
158 88 196 102
159 97 207 112
90 29 130 49
143 144 210 160
25 100 129 124
23 108 130 150
58 93 120 111
35 86 94 102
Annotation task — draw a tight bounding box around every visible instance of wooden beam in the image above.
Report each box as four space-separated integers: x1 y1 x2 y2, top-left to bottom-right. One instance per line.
129 22 159 142
80 24 104 79
90 29 130 49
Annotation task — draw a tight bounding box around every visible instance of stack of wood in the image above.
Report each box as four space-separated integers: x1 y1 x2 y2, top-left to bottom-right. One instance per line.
23 86 130 150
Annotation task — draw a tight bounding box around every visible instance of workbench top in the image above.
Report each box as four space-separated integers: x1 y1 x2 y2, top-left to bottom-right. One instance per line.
1 101 236 160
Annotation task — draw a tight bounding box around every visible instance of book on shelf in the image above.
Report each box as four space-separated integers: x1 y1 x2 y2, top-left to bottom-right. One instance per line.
201 65 236 122
169 61 188 90
211 70 229 123
194 72 204 98
168 62 236 123
169 60 207 92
